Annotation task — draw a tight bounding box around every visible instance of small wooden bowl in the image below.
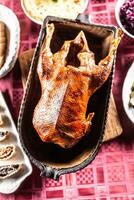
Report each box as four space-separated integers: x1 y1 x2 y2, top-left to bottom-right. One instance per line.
18 15 117 180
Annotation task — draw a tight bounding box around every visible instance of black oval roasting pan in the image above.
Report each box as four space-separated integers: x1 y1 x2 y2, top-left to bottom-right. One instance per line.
18 14 117 180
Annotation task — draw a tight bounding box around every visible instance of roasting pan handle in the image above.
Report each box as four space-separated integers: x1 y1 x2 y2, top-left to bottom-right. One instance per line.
40 166 60 180
76 13 90 24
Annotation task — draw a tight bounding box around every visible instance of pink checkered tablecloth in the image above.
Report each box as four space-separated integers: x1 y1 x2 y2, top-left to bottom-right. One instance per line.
0 0 134 199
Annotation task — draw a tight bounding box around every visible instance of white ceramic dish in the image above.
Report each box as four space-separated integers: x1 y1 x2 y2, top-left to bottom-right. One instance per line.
0 4 20 78
21 0 88 25
122 62 134 124
115 0 134 39
0 92 32 194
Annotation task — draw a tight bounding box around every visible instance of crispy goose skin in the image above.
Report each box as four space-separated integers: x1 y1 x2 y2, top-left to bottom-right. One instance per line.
33 24 123 148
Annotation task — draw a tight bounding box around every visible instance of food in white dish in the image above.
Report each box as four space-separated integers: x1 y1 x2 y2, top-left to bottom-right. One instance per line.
129 82 134 107
0 92 32 194
0 145 15 160
0 164 23 179
0 4 20 78
0 21 7 69
0 114 3 126
22 0 87 24
122 62 134 123
0 131 8 142
115 0 134 39
120 0 134 35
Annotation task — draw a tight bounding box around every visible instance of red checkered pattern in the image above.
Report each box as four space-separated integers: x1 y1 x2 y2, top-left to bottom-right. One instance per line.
107 165 126 182
45 176 63 187
12 89 23 117
76 167 94 185
102 141 123 152
0 0 134 199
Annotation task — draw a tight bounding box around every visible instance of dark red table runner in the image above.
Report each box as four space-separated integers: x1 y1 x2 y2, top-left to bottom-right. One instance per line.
0 0 134 199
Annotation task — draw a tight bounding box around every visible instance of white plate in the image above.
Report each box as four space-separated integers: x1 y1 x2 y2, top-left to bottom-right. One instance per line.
0 92 32 194
115 0 134 39
122 62 134 123
0 4 20 78
21 0 88 25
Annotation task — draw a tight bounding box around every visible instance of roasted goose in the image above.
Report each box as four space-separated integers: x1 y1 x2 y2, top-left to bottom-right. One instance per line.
33 24 123 148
